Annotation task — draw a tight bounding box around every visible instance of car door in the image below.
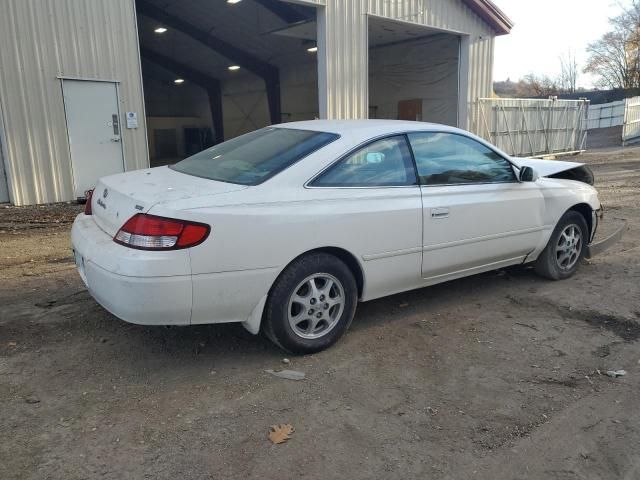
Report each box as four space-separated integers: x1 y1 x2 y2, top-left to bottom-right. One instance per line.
407 132 546 280
309 135 423 300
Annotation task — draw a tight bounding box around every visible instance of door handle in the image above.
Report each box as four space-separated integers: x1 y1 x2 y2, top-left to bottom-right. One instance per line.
112 114 120 136
431 207 450 219
110 137 121 143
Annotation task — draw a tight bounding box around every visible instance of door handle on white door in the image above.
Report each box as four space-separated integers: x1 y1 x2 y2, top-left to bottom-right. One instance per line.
110 137 121 142
112 114 120 135
431 207 450 219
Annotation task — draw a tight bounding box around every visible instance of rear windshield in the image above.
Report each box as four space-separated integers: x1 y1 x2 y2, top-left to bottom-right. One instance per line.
170 127 339 185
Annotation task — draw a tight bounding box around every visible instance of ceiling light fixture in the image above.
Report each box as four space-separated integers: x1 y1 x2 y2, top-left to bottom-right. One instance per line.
227 0 242 4
228 65 241 71
174 78 185 84
154 27 167 34
307 46 318 53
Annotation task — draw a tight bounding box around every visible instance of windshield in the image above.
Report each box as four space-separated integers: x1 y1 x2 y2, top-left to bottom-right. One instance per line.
170 127 339 185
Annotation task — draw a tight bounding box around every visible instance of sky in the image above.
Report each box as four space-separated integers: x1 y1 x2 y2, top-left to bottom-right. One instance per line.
493 0 624 88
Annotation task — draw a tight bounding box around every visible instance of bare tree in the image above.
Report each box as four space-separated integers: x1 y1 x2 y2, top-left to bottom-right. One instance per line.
584 0 640 89
521 73 560 97
494 75 561 98
560 51 579 93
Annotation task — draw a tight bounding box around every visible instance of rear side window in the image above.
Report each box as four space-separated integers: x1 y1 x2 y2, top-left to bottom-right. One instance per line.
311 135 417 187
408 132 516 185
171 127 339 185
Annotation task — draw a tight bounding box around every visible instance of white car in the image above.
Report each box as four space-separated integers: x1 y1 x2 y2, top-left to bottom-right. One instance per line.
72 120 623 353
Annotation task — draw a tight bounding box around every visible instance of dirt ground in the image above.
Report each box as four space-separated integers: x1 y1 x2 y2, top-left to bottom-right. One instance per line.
1 147 639 480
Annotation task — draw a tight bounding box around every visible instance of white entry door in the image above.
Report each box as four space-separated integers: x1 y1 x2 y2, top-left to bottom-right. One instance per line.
63 80 124 198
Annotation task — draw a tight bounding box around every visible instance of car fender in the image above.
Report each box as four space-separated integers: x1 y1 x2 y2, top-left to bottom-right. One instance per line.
527 178 601 260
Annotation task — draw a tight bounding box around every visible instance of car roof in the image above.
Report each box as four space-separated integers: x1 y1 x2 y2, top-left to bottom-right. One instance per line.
274 119 466 137
270 119 514 166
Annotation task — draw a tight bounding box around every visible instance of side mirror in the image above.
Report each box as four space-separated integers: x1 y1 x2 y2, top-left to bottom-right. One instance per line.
519 166 539 182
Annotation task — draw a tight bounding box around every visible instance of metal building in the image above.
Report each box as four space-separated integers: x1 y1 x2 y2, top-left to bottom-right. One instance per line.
0 0 511 206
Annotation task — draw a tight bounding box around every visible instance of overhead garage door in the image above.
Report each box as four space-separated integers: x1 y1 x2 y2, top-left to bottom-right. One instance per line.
369 34 460 127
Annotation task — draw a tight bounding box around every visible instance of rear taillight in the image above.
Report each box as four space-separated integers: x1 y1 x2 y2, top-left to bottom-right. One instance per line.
84 189 94 215
114 214 210 250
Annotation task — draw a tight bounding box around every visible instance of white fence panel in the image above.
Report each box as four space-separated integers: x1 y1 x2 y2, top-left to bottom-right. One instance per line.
587 100 625 129
473 98 589 157
622 96 640 145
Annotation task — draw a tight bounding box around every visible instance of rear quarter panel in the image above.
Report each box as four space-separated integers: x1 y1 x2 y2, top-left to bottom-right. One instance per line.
150 185 424 308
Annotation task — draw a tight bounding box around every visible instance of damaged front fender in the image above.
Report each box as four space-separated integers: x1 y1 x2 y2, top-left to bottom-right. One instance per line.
512 158 595 185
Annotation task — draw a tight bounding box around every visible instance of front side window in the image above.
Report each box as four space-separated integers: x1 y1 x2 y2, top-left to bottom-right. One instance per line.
171 127 339 185
311 135 417 187
408 132 516 186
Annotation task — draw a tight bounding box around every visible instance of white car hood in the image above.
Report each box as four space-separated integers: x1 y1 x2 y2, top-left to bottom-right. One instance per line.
511 157 585 177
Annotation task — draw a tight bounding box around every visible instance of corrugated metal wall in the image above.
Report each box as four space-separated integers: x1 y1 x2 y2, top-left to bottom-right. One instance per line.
316 0 369 119
0 0 147 206
301 0 495 127
0 105 10 202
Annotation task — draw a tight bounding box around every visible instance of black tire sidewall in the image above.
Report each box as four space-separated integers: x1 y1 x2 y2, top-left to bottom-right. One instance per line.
539 211 588 280
264 253 358 354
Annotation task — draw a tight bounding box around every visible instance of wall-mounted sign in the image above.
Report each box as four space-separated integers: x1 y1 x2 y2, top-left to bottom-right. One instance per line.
126 111 138 129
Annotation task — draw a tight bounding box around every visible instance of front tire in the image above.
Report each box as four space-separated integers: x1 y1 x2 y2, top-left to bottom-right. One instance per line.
263 253 358 354
534 210 588 280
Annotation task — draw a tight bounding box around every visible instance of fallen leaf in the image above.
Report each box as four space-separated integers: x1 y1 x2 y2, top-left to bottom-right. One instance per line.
269 424 294 444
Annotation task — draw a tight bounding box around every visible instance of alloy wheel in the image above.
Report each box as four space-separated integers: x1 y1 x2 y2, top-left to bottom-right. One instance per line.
556 224 582 271
287 273 345 339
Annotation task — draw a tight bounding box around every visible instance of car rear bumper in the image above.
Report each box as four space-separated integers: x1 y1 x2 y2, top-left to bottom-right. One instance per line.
71 214 192 325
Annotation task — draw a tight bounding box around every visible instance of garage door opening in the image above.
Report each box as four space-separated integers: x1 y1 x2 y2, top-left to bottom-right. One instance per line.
136 0 319 167
368 16 461 127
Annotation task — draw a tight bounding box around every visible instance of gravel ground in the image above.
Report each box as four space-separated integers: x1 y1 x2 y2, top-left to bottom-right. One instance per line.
1 147 639 480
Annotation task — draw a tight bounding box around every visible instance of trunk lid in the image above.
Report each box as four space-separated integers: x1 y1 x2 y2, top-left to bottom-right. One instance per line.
91 166 246 236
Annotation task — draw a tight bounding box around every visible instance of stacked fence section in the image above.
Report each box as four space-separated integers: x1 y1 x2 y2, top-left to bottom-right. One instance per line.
587 100 625 129
622 96 640 145
473 98 589 157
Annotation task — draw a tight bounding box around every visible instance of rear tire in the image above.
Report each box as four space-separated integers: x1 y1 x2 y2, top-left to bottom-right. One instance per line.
534 210 588 280
262 252 358 354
